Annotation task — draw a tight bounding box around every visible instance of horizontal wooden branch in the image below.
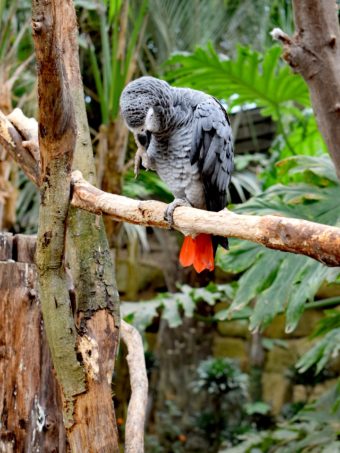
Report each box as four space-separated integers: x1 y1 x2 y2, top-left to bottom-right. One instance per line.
1 108 340 267
71 171 340 267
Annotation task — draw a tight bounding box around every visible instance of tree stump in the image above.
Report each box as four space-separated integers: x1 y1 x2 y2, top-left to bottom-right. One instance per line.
0 233 66 453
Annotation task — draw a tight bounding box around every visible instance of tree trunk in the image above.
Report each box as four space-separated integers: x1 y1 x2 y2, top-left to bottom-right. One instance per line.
31 0 120 450
273 0 340 178
0 233 67 453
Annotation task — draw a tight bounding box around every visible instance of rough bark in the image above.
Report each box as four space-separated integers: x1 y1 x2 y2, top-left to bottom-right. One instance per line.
71 171 340 267
61 6 120 320
32 0 120 450
272 0 340 178
0 233 67 453
58 1 120 447
32 0 86 427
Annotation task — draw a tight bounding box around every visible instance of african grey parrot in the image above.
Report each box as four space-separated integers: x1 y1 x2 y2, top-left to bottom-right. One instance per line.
120 76 234 273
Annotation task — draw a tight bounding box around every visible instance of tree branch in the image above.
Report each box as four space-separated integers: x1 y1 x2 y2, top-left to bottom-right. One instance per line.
0 109 40 185
271 0 340 178
121 321 148 453
1 109 340 267
71 171 340 267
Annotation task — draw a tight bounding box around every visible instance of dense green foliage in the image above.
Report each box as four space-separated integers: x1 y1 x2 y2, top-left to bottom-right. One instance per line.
77 0 148 124
166 45 310 118
217 155 340 333
225 383 340 453
2 0 340 451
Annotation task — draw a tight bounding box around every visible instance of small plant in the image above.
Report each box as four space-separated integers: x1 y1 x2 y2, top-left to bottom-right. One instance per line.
193 358 249 450
193 357 248 396
224 381 340 453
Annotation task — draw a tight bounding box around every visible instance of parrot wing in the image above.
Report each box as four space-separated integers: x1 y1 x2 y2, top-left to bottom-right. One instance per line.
191 98 234 212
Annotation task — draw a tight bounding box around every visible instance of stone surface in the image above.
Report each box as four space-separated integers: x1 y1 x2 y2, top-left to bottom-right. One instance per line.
264 310 324 339
316 282 340 299
265 338 311 373
309 379 339 401
293 385 308 403
212 335 249 369
262 372 292 415
217 319 250 338
116 252 165 298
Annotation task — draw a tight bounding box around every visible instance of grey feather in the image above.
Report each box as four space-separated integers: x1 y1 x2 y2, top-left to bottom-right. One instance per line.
119 76 234 250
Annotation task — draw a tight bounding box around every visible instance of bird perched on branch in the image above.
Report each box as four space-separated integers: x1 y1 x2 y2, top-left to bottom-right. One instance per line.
120 77 234 273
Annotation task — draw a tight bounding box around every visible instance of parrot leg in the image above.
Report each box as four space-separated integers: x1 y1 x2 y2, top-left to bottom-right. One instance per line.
134 147 146 178
164 198 191 226
134 147 154 178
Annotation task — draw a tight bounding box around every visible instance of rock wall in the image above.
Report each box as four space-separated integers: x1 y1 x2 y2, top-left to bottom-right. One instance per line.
214 305 338 414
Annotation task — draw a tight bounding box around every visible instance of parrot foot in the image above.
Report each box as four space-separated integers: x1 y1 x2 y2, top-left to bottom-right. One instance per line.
164 198 190 227
134 147 154 178
134 147 145 178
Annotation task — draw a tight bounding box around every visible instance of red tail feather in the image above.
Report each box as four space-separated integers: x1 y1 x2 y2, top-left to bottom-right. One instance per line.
179 234 214 273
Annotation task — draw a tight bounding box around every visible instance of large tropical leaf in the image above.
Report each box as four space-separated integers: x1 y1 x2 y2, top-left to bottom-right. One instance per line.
216 155 340 333
295 310 340 373
165 44 310 119
279 112 327 158
121 283 239 331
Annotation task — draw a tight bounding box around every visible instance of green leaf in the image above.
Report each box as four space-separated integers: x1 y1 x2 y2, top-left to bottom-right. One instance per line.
162 297 182 328
285 263 330 333
175 293 195 318
310 310 340 338
214 306 252 322
121 300 159 331
278 154 338 185
228 249 283 314
250 255 306 331
192 287 221 306
218 155 340 332
296 329 340 374
244 401 271 416
165 44 310 118
216 240 262 274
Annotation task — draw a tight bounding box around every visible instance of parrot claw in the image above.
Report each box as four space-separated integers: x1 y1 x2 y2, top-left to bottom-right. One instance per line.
134 147 154 178
134 147 144 178
164 198 190 227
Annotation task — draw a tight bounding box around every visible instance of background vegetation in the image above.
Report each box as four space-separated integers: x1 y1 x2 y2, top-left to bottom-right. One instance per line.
1 0 340 451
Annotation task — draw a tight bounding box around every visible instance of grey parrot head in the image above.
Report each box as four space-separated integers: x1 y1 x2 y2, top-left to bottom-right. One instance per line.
120 76 172 129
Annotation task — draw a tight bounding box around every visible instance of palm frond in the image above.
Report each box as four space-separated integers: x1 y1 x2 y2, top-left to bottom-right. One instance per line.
217 155 340 333
166 45 310 119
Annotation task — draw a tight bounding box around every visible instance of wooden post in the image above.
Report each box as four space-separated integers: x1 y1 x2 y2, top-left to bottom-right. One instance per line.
0 233 67 452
